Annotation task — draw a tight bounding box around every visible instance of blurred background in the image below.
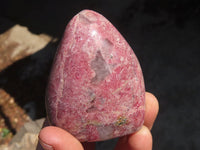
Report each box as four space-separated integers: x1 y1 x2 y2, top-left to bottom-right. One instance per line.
0 0 200 149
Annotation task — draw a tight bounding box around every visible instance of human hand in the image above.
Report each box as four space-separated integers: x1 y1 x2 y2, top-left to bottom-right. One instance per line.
36 92 159 150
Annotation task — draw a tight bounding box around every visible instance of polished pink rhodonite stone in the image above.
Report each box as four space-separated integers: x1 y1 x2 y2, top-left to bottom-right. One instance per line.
46 9 145 142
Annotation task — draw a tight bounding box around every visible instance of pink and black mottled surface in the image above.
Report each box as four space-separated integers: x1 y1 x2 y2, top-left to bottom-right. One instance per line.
46 10 145 142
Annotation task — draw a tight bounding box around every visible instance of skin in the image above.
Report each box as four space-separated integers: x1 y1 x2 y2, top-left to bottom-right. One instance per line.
37 92 159 150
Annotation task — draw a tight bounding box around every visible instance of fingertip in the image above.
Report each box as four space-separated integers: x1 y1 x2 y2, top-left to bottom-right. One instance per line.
144 92 159 129
128 126 152 150
38 126 83 150
145 92 159 110
115 126 152 150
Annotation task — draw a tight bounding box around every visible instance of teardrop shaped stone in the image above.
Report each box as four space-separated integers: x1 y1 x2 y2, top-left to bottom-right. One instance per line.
46 9 145 142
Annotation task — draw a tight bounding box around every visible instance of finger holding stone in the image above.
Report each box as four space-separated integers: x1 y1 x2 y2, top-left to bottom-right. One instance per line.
144 92 159 130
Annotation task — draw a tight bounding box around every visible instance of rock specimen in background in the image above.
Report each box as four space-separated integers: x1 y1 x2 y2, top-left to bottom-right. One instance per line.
46 10 145 142
0 25 52 71
0 24 53 146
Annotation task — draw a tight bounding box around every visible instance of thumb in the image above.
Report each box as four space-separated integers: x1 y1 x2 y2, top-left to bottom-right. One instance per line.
37 126 84 150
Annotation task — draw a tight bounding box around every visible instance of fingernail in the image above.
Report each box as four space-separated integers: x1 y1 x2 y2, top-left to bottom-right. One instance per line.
39 138 54 150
